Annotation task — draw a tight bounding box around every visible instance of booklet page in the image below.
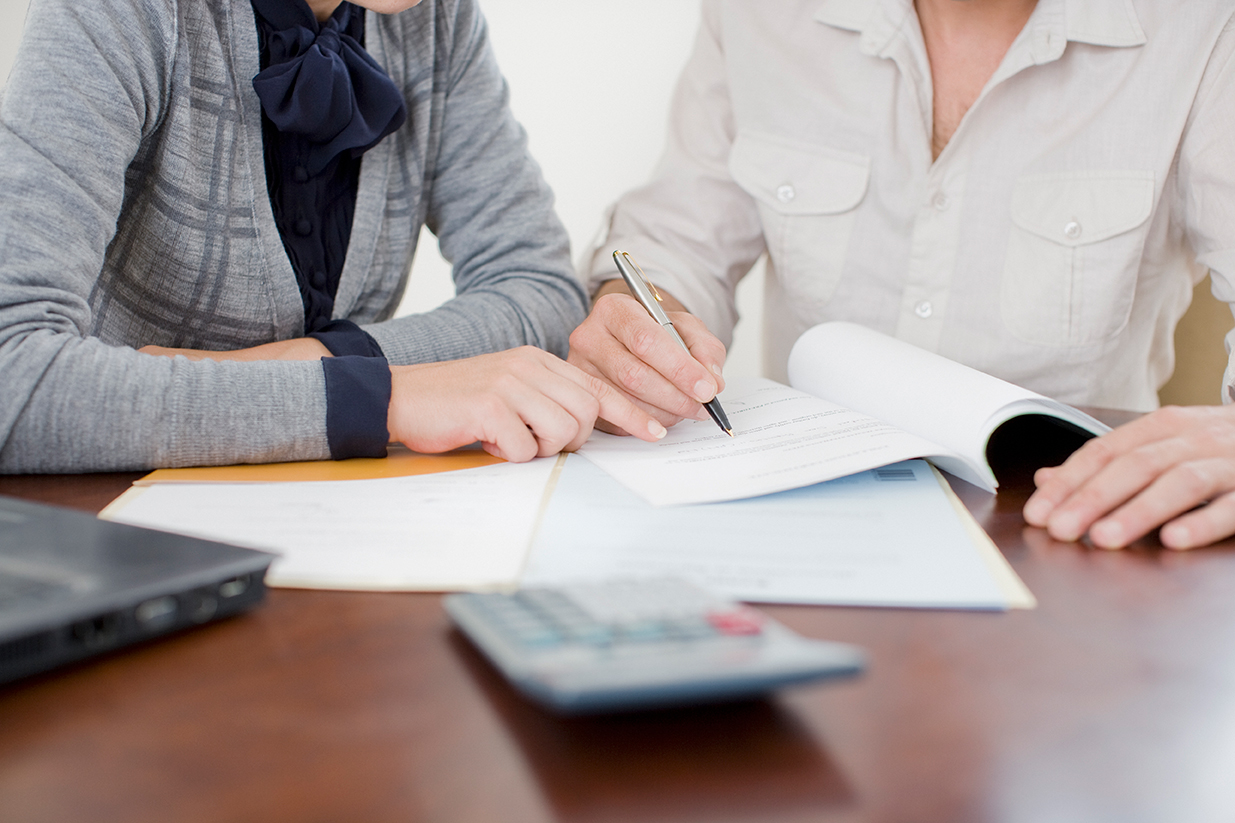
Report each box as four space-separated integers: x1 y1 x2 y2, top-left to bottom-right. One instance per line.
788 323 1107 488
576 378 956 506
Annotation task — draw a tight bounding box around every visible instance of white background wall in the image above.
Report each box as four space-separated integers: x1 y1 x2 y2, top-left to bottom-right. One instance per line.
0 0 765 377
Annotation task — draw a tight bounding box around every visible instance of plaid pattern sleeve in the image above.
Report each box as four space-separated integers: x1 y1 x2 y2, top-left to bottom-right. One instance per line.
0 0 578 472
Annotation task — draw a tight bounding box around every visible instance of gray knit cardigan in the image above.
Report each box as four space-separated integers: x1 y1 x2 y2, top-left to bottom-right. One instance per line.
0 0 585 472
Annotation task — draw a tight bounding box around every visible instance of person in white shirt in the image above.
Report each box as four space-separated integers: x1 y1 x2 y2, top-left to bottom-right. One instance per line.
568 0 1235 550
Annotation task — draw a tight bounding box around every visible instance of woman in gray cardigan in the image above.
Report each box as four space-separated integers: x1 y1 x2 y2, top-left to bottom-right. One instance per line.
0 0 665 473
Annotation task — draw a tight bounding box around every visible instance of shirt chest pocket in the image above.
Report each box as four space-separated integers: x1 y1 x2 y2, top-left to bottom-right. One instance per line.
729 132 869 319
1000 171 1155 348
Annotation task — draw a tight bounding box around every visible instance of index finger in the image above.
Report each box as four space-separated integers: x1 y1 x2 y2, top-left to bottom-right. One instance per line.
547 355 669 444
671 311 728 394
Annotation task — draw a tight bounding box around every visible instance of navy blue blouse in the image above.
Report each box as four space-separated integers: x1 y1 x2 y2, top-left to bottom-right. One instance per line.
250 0 407 458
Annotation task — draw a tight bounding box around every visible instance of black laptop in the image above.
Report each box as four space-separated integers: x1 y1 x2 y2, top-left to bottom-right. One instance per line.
0 494 275 685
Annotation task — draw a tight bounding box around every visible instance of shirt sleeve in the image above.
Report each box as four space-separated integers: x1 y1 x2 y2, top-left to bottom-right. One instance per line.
321 355 391 459
309 319 386 358
1176 13 1235 403
578 0 766 349
360 0 587 365
0 0 333 472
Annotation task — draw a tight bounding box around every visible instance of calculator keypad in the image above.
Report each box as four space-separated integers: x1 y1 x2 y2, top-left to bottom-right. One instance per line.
475 582 765 651
445 578 866 713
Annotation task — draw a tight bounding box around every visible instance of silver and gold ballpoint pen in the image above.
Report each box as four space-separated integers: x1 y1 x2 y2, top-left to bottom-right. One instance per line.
612 250 734 437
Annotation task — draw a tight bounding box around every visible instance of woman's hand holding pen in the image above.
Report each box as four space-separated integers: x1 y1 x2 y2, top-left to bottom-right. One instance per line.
387 347 667 463
567 281 728 434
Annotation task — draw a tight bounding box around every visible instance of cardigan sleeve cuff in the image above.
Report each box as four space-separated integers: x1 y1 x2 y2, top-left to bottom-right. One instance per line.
321 355 391 459
308 319 386 358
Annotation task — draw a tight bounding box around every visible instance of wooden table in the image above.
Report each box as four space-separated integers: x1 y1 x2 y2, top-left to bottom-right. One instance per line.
3 427 1235 823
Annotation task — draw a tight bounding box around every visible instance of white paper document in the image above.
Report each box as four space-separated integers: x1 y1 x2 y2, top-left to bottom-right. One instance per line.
577 378 955 506
524 455 1033 610
104 459 559 590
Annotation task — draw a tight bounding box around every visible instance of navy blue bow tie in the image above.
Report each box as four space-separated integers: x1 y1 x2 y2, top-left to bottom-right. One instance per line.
251 0 407 175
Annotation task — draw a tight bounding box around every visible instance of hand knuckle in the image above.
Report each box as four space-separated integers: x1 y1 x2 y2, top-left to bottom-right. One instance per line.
477 395 507 420
612 358 648 395
1202 421 1235 451
581 394 601 421
1079 437 1117 467
1155 405 1192 429
624 325 662 361
1172 461 1217 498
568 324 592 352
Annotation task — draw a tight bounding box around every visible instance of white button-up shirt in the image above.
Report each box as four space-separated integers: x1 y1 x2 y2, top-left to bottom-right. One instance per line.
582 0 1235 411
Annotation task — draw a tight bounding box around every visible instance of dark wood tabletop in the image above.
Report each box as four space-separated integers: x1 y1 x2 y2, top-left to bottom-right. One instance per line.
3 416 1235 823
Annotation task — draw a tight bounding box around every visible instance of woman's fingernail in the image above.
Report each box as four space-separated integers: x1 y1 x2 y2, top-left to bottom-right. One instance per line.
693 379 716 402
711 363 723 376
648 420 667 439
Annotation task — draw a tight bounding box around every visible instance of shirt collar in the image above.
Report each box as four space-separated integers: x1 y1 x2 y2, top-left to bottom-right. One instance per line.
814 0 1146 56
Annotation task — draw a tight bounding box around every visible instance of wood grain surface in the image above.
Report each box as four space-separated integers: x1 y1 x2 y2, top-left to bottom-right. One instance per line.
3 417 1234 823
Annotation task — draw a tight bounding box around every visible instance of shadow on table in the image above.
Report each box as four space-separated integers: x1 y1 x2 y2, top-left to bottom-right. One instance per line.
449 632 857 823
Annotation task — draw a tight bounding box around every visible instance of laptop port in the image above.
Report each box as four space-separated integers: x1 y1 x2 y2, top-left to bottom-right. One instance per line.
218 575 250 599
184 590 218 623
69 613 122 650
134 596 178 631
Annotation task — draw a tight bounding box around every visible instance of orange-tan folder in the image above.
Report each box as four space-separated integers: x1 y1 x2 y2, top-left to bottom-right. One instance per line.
135 444 503 485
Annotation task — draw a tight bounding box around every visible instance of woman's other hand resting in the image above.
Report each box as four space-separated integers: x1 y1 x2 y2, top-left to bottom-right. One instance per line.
1024 404 1235 550
388 347 667 462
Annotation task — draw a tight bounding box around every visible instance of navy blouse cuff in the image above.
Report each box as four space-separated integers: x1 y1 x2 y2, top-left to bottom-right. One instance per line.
321 355 391 460
308 319 385 358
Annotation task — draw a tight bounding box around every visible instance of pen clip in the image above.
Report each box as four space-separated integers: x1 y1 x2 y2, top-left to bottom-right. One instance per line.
618 252 663 303
613 250 672 326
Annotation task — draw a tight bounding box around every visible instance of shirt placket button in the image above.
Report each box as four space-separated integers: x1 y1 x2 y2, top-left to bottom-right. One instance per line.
1064 220 1082 240
914 300 933 318
776 184 796 204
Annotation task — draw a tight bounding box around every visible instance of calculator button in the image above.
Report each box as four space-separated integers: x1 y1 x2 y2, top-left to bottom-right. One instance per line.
665 617 718 639
706 610 764 636
617 620 670 642
565 624 613 646
511 625 562 648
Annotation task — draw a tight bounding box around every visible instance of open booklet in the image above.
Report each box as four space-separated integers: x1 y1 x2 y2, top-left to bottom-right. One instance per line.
577 322 1109 507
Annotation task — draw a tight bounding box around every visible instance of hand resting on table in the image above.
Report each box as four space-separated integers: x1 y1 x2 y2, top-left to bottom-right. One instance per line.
1024 404 1235 550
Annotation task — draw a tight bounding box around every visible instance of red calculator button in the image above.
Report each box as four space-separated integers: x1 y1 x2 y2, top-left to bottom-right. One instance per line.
706 610 764 636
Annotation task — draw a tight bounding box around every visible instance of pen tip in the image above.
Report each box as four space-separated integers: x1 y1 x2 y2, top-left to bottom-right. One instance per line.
726 428 735 437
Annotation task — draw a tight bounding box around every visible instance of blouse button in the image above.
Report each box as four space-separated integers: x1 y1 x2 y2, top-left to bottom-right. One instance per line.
1063 220 1082 240
293 166 309 183
294 218 313 236
914 300 933 319
311 270 327 288
776 184 796 203
931 192 949 211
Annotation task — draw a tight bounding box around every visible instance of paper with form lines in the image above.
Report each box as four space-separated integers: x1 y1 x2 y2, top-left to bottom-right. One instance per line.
102 458 559 591
524 455 1034 610
578 377 957 507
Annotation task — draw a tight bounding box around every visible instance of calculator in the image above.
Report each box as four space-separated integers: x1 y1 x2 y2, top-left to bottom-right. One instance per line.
445 578 864 714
